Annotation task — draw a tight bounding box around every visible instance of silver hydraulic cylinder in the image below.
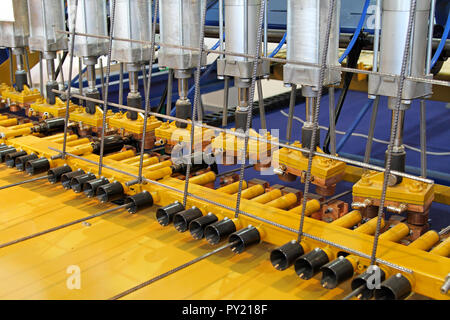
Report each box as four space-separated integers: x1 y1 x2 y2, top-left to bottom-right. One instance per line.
283 0 341 92
67 0 108 58
368 0 433 109
28 0 68 56
217 0 269 80
0 0 30 49
112 0 153 64
158 0 205 71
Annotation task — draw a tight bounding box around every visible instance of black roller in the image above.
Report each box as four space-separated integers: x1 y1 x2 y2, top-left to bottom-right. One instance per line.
15 72 28 92
270 241 305 271
97 181 124 203
385 151 406 185
5 151 27 168
82 177 109 198
25 158 50 176
46 82 59 105
60 169 84 188
189 213 218 240
229 226 260 254
374 274 412 300
173 207 203 233
126 95 142 121
294 248 330 280
70 173 96 193
32 118 65 135
91 135 130 155
351 267 386 300
0 144 7 151
85 91 100 114
125 191 154 214
156 202 185 226
0 147 17 162
320 256 355 289
204 218 236 245
16 153 38 171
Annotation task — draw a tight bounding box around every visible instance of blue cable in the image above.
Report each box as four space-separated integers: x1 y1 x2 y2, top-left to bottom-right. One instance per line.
336 99 374 152
269 32 287 58
431 11 450 69
338 0 370 64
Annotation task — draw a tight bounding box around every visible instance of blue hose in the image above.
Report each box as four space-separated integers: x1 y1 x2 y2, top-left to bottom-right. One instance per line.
269 32 287 58
431 11 450 69
336 99 374 152
338 0 370 64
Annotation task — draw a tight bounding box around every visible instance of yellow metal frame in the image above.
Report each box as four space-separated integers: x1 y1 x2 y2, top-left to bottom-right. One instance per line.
0 135 448 300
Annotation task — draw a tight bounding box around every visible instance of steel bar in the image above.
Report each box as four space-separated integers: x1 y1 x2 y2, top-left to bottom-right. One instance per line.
0 175 49 191
257 79 266 129
166 68 174 115
24 50 33 89
320 190 352 205
52 88 435 185
234 0 266 218
39 52 44 95
46 146 412 274
8 48 14 86
328 86 336 155
420 100 427 177
182 0 208 207
119 62 124 108
297 0 337 243
54 29 450 88
342 284 365 300
109 241 236 300
286 84 297 141
217 164 253 178
99 59 105 95
370 0 418 266
58 53 65 87
79 57 84 96
97 0 117 176
137 1 159 184
222 76 230 127
0 204 130 250
363 96 380 165
61 0 79 158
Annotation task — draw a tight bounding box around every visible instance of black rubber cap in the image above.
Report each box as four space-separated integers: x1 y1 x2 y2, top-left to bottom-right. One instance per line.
126 95 142 120
125 191 154 214
82 177 109 198
229 226 261 254
5 151 27 168
320 256 355 289
25 158 50 176
16 153 38 171
294 248 330 280
60 169 84 188
204 218 236 245
0 147 17 162
15 72 28 92
173 207 203 233
46 82 59 105
156 202 185 226
97 181 124 203
189 213 218 240
235 110 249 131
85 91 101 114
70 173 96 193
351 267 386 300
375 274 412 300
270 241 305 271
175 100 192 128
302 127 320 150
